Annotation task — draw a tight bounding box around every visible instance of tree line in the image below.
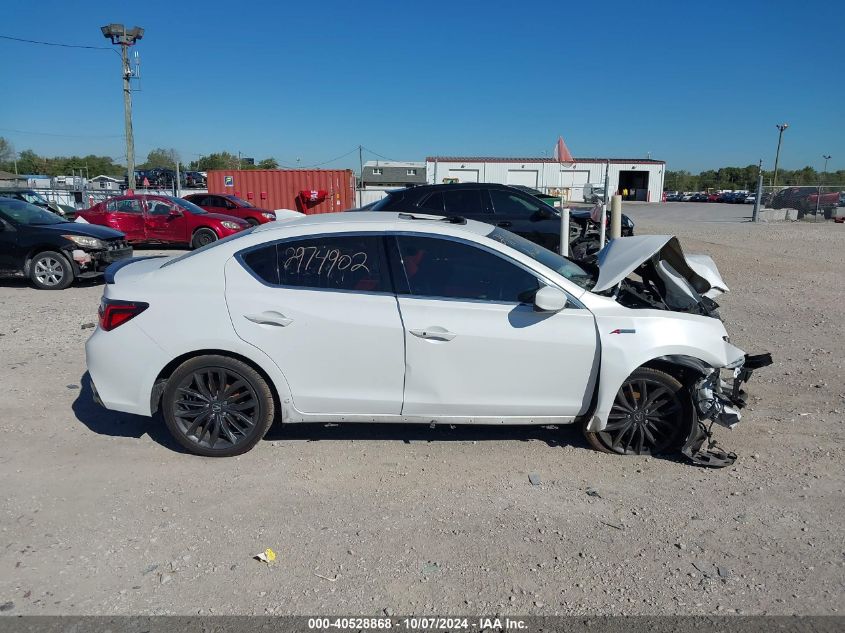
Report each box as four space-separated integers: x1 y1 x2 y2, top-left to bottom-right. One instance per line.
664 164 845 192
0 138 280 178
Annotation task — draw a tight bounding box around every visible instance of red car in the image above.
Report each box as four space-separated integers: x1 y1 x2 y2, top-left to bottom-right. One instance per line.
76 195 249 249
183 193 276 226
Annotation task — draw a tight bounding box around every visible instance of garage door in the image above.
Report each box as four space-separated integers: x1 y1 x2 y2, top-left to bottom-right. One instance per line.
507 170 539 187
448 169 479 183
560 170 590 201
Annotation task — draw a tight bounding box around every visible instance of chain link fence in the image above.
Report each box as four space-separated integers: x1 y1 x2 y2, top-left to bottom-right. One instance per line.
759 184 844 220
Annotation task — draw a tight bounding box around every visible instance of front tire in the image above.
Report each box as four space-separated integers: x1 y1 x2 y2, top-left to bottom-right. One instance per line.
583 367 692 456
245 217 260 227
191 228 218 250
162 355 275 457
29 250 74 290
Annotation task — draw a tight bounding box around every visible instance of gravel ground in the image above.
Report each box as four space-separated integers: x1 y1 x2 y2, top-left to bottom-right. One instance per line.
1 208 843 616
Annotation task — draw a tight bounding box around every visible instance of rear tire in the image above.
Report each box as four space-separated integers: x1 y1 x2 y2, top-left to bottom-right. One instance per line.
191 228 218 250
245 217 260 227
29 250 74 290
583 367 692 456
162 355 275 457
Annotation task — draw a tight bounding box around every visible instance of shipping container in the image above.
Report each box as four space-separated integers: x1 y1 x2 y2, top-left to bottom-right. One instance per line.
206 169 356 214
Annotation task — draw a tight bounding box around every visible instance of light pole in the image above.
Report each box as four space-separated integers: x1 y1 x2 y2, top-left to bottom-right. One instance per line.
815 154 831 218
772 123 788 189
101 24 144 191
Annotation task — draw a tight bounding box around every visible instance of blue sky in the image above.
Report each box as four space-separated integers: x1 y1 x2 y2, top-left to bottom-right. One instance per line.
1 0 842 173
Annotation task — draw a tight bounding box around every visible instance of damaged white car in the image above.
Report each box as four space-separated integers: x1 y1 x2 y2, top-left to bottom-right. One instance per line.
85 212 771 463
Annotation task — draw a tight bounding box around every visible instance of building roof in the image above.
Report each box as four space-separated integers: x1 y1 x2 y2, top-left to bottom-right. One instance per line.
91 174 121 182
364 161 425 168
426 156 665 165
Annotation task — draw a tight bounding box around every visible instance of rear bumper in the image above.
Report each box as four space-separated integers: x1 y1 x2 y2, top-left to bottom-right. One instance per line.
86 321 169 417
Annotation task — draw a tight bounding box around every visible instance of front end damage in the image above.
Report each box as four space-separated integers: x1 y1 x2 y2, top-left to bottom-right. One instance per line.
683 352 773 467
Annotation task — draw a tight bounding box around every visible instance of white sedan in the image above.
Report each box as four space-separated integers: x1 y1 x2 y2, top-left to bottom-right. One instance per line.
86 212 770 463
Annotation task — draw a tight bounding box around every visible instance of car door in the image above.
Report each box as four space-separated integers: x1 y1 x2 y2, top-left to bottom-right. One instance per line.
224 233 406 415
487 189 559 252
0 214 20 270
391 234 598 418
103 197 145 241
144 197 187 243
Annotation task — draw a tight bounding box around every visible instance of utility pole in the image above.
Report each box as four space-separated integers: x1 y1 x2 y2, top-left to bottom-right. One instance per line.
815 154 831 219
358 144 363 207
753 159 763 222
772 123 789 189
101 24 144 192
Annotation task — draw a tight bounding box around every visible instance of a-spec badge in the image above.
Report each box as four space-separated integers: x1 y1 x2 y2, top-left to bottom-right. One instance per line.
609 328 637 334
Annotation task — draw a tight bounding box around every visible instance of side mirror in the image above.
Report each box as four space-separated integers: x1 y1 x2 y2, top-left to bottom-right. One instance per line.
534 286 568 312
169 208 183 217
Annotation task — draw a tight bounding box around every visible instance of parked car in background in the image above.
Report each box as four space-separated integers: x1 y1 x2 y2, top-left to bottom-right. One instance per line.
76 195 248 249
706 193 720 202
507 185 561 207
768 187 839 218
365 183 633 260
690 193 708 202
0 197 132 289
85 211 770 461
665 193 682 201
0 188 76 218
743 193 756 204
183 193 276 226
183 171 206 188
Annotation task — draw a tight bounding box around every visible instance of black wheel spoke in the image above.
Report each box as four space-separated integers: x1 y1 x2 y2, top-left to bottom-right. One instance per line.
601 374 687 456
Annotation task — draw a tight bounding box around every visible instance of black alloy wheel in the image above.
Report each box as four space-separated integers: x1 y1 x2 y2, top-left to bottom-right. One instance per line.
162 355 275 456
583 367 691 456
191 228 218 249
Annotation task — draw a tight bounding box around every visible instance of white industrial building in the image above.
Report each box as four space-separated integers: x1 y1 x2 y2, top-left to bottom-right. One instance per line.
426 156 666 203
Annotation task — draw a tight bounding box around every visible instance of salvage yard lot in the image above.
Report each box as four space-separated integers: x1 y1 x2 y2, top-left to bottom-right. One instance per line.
1 206 843 616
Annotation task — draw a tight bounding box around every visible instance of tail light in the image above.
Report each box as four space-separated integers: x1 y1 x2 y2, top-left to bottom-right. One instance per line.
98 298 149 331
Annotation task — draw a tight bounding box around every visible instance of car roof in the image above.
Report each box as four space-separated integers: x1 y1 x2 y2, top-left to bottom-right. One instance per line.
253 211 494 237
390 182 524 194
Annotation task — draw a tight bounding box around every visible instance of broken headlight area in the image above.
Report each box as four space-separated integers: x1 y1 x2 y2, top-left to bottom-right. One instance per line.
64 240 133 277
682 353 773 468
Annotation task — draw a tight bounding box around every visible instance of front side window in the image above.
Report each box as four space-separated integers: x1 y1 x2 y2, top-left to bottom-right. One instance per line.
489 189 544 216
241 235 389 293
395 235 540 303
146 199 175 216
106 198 142 213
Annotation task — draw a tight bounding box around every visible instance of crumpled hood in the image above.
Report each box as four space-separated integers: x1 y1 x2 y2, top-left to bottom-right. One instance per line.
593 235 724 296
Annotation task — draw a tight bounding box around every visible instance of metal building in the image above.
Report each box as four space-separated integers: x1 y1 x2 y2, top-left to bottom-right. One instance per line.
426 156 666 203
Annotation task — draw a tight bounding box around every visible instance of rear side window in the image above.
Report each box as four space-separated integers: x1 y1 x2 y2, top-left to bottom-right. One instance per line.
418 192 444 213
240 235 390 293
395 235 540 303
442 189 484 215
106 199 142 213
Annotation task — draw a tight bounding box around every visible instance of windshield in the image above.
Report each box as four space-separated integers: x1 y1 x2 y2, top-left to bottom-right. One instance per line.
487 227 594 290
166 196 207 214
21 191 50 206
0 198 67 225
226 195 254 208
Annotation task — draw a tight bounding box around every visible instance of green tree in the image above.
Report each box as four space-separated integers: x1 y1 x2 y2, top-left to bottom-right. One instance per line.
141 147 180 170
256 157 279 169
0 137 13 166
194 152 240 171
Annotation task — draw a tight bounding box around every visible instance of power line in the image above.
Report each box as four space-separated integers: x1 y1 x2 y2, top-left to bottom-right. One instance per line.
0 127 125 139
362 146 399 162
0 34 115 52
299 146 360 168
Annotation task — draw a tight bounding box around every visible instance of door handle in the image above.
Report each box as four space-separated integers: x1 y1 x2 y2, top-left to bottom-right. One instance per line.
244 311 293 327
496 221 512 228
409 327 456 342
